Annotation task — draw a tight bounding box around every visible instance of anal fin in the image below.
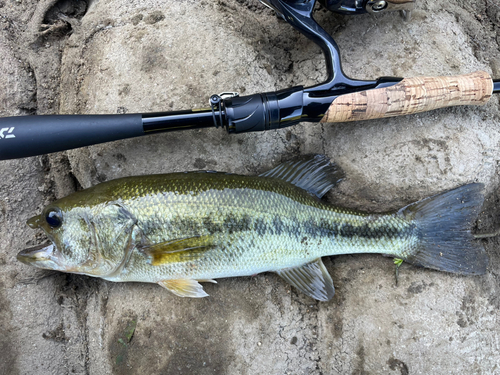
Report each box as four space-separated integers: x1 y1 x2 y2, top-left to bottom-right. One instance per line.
158 279 211 298
276 258 335 301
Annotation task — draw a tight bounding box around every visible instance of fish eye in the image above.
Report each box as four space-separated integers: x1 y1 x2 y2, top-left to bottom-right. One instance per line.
45 208 63 229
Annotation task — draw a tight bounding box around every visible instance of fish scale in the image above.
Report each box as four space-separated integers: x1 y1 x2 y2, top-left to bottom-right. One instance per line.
18 155 487 301
98 181 412 282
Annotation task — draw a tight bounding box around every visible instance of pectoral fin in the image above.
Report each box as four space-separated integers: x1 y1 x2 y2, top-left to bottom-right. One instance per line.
139 235 215 266
276 258 335 301
158 279 211 298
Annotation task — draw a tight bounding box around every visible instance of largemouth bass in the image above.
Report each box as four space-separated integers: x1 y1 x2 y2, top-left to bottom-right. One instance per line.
18 155 487 301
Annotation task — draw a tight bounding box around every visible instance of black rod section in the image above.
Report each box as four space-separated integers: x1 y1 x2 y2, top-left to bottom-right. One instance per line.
0 114 144 160
0 109 221 160
142 109 216 133
493 79 500 94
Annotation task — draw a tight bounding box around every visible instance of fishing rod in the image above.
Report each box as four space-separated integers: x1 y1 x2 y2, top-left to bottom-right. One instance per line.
0 0 499 160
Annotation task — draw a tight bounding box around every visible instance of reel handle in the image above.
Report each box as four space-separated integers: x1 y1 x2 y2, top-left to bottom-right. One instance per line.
317 0 415 14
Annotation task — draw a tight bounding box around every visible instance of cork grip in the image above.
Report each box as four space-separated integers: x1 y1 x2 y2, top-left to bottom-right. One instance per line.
320 71 493 123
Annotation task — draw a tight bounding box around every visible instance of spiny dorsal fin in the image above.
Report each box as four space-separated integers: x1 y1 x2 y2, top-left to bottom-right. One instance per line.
158 279 210 298
139 235 215 266
276 258 335 301
259 154 344 198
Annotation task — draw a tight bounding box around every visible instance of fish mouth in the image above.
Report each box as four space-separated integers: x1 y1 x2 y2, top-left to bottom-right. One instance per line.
17 243 57 269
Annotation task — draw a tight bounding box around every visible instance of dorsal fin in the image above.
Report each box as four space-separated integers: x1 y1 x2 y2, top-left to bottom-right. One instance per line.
259 154 344 198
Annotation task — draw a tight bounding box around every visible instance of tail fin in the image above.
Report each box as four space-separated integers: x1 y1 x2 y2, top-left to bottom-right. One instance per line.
398 183 488 275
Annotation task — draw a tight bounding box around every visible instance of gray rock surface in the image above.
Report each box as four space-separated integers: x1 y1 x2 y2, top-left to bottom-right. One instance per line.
1 0 500 373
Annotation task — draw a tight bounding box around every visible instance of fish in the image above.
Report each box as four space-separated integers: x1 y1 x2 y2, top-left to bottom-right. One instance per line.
17 155 488 301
